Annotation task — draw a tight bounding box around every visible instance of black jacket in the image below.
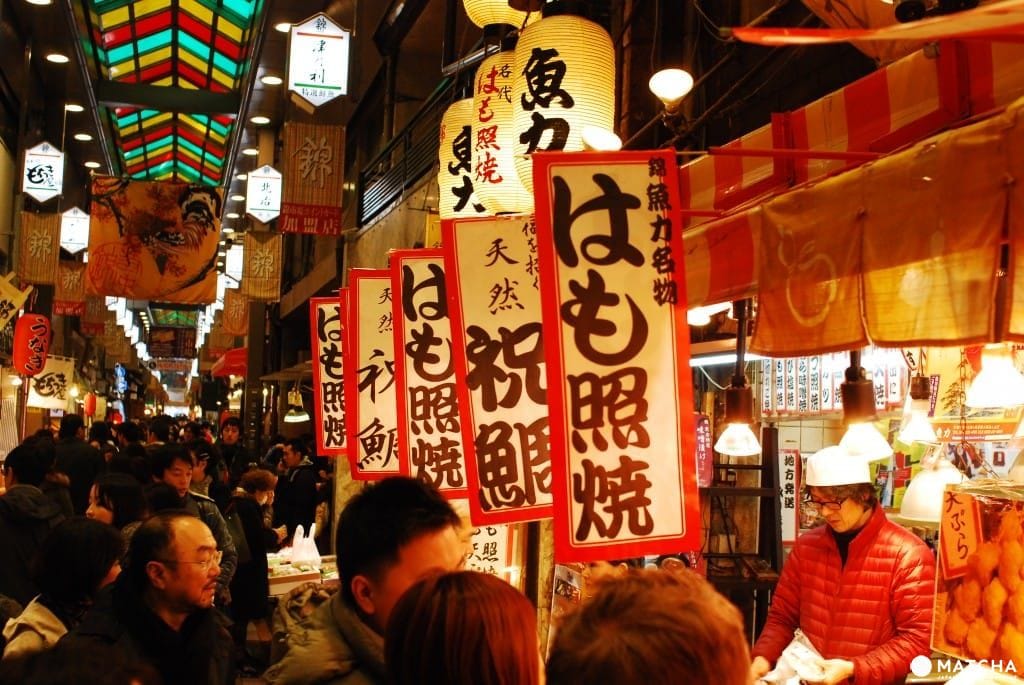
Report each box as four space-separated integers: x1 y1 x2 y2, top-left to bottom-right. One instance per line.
274 462 318 538
65 578 235 685
226 495 273 622
0 486 64 604
54 437 105 514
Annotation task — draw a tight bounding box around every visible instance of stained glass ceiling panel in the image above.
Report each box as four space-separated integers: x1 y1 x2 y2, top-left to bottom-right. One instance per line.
150 307 201 328
81 0 264 182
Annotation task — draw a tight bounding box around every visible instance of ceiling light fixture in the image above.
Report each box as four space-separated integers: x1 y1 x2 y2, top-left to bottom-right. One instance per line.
241 148 259 156
46 53 70 64
84 161 101 169
64 103 84 112
74 133 93 141
274 21 291 32
225 212 240 219
838 350 894 460
713 299 761 457
649 68 695 114
250 115 271 125
260 75 283 86
236 173 247 181
26 0 53 5
966 344 1024 408
230 194 245 202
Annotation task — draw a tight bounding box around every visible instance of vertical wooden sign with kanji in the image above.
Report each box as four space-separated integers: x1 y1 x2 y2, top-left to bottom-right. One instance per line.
444 214 554 525
345 269 403 480
391 249 468 499
309 294 347 457
533 149 700 562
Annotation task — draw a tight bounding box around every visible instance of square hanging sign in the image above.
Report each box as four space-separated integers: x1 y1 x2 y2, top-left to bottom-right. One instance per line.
60 207 90 254
288 13 351 108
245 165 282 223
23 142 64 203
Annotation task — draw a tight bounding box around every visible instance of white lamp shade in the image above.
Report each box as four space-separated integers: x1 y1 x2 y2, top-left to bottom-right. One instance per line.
463 0 530 28
472 51 533 214
839 422 894 460
648 68 694 109
897 399 937 444
966 344 1024 408
714 422 761 457
438 99 489 219
512 14 615 192
900 460 965 523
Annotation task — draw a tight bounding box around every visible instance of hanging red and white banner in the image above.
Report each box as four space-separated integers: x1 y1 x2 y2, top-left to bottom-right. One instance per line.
391 249 468 499
533 149 700 562
345 269 402 479
443 214 553 525
309 294 347 457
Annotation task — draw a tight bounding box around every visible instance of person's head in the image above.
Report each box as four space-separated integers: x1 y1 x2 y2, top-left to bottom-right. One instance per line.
127 513 220 613
181 422 202 443
88 422 112 446
147 415 173 444
88 474 148 529
186 440 215 482
114 421 144 446
282 439 306 469
149 444 193 498
336 477 464 633
220 417 241 445
33 517 123 608
145 483 187 513
386 571 539 685
547 569 750 685
58 415 86 441
3 438 54 488
804 445 877 533
240 469 277 505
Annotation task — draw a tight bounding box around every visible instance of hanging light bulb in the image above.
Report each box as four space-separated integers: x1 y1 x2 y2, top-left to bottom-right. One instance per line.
839 350 893 460
966 344 1024 408
899 455 965 524
897 373 937 445
713 300 761 457
284 386 310 423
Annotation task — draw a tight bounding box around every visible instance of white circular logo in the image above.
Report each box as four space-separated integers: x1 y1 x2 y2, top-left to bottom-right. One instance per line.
910 655 933 677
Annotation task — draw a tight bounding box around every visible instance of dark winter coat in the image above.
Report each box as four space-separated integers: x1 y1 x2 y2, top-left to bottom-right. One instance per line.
226 494 272 622
0 485 64 605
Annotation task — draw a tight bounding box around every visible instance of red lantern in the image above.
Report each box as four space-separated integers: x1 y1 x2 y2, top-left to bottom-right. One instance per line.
12 314 51 377
84 392 97 417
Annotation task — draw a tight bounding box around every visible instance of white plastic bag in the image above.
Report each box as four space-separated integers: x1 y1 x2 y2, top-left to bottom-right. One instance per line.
760 630 826 684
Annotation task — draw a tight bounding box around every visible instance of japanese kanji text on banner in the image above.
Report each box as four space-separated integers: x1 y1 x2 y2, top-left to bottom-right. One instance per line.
345 270 401 480
533 149 700 562
391 250 468 499
27 356 75 410
444 215 553 525
310 295 347 457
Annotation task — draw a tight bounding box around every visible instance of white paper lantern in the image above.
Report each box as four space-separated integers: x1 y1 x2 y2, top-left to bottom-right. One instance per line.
463 0 530 28
438 99 489 219
472 50 533 214
512 14 615 192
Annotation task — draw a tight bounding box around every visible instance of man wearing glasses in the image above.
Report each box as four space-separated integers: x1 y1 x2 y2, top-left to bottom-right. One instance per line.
749 445 935 685
65 512 235 684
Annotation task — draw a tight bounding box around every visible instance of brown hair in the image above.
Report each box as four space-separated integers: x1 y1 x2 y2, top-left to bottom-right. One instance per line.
239 469 277 494
807 483 877 509
385 571 540 685
547 569 750 685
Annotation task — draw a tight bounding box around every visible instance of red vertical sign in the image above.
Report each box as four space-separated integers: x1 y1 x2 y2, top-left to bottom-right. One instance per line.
309 294 347 457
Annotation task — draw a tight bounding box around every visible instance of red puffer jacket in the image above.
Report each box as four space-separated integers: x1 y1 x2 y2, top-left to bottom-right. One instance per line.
751 505 935 685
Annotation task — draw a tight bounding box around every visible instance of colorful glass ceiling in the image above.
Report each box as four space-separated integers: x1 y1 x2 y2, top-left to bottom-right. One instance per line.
150 306 200 328
80 0 265 183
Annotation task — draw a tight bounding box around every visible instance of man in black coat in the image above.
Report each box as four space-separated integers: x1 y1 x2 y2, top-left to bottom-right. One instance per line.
53 415 105 514
65 512 235 685
0 440 65 604
273 439 318 540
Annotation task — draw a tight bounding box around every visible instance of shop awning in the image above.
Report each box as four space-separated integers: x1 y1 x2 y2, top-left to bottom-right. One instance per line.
210 347 247 377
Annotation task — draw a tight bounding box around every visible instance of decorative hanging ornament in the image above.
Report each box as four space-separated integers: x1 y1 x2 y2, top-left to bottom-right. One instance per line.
472 50 533 214
438 99 489 219
463 0 531 28
512 13 615 192
84 392 97 417
12 314 51 377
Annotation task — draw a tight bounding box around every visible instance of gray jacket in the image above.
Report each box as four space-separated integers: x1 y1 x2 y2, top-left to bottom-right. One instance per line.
184 492 237 593
264 593 385 685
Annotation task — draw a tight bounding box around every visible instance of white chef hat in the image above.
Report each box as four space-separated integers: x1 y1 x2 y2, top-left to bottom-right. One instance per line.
805 445 873 487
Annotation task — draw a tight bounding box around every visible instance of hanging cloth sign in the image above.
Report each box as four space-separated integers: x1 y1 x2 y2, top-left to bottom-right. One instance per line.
345 269 402 479
280 123 344 236
533 149 700 563
0 273 33 333
22 142 64 203
54 261 87 316
222 288 250 337
240 232 282 301
443 214 553 525
17 212 60 286
60 207 90 254
310 294 348 456
27 356 75 409
391 249 468 499
13 314 51 376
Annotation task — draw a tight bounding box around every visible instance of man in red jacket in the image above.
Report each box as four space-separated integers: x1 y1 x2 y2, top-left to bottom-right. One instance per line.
750 445 935 685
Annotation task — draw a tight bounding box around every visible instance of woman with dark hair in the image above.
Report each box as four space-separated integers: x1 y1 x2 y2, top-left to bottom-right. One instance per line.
385 571 541 685
87 474 148 549
2 517 122 659
187 440 229 511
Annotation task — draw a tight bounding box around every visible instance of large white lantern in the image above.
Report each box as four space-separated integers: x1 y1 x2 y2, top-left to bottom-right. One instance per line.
463 0 530 28
438 99 489 219
512 14 615 192
472 50 533 214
